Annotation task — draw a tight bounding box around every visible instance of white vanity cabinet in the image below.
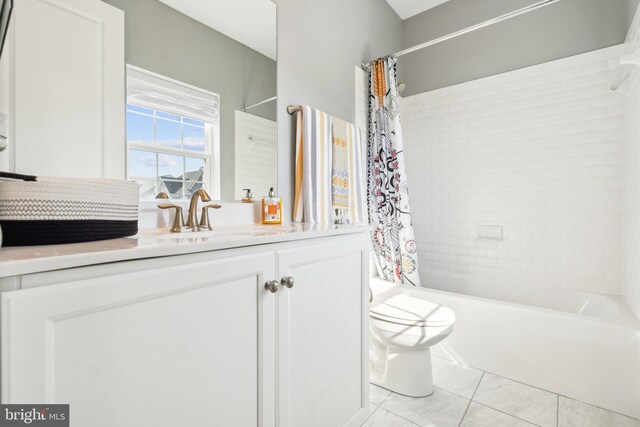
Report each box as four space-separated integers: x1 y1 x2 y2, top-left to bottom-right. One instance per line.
2 251 275 427
0 233 370 427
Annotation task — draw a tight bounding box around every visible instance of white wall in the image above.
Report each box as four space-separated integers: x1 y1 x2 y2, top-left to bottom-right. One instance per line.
234 111 277 200
622 5 640 319
402 45 626 295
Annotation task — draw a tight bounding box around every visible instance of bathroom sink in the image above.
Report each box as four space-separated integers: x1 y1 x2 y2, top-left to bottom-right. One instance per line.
130 225 298 240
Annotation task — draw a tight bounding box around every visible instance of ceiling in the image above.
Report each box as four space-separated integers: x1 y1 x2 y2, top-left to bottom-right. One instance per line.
385 0 452 20
157 0 277 60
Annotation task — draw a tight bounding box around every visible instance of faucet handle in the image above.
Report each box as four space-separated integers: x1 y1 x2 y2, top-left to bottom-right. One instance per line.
158 204 186 233
199 204 222 231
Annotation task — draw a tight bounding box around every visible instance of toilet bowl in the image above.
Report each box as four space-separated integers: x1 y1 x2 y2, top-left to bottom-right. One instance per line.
369 279 455 397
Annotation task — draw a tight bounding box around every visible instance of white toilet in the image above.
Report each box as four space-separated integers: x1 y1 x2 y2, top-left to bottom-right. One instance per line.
369 277 455 397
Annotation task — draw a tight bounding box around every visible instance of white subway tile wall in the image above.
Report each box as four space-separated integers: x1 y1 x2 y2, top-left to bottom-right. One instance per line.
623 6 640 319
402 45 626 295
234 110 277 200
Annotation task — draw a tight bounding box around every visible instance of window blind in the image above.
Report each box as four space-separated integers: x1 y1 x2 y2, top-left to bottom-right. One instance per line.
127 66 219 125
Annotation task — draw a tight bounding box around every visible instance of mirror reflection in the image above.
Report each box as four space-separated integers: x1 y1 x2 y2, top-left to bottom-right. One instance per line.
104 0 277 201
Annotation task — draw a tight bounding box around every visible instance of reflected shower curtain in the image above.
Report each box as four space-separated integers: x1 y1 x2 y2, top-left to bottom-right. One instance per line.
368 56 421 286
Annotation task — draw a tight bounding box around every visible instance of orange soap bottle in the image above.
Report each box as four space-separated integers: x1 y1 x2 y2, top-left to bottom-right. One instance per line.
262 187 282 224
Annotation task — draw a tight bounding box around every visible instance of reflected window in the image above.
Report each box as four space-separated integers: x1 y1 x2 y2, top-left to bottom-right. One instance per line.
127 106 213 199
126 65 219 200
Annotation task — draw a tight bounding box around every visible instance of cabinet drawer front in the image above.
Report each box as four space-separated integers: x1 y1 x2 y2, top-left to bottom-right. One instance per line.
2 252 275 427
276 235 370 427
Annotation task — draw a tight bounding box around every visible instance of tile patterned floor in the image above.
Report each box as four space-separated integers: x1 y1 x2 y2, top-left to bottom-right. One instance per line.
362 354 640 427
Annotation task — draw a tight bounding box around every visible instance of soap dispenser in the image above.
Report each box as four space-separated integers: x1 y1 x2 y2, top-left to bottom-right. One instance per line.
242 188 254 203
262 187 282 224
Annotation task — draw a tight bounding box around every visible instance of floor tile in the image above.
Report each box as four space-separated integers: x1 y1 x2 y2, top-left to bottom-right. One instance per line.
370 383 392 406
558 396 640 427
431 357 484 399
472 373 557 427
367 401 377 416
460 402 538 427
362 407 420 427
380 388 469 427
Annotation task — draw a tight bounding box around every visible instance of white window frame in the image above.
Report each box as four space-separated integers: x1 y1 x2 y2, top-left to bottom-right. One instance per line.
125 64 221 200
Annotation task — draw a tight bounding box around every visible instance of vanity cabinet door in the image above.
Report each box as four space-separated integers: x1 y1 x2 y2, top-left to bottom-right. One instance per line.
1 252 276 427
276 234 370 427
11 0 125 178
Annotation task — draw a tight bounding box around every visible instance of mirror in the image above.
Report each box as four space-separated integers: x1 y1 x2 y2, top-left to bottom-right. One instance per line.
106 0 277 201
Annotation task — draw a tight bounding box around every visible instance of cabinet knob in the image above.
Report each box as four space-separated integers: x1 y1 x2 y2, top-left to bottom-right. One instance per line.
265 280 280 293
281 276 294 289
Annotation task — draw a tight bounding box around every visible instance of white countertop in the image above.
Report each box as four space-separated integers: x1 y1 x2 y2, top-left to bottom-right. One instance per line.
0 224 370 278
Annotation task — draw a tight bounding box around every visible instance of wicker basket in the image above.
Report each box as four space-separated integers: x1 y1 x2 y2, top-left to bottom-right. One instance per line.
0 174 139 247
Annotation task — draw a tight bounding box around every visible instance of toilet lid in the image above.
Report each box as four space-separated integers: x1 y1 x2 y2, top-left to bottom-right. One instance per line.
370 293 455 327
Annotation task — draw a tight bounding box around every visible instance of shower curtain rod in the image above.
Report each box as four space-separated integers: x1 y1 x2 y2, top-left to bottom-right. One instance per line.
241 96 277 112
361 0 562 69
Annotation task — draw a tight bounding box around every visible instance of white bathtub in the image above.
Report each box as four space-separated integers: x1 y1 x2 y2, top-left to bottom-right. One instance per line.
370 274 640 419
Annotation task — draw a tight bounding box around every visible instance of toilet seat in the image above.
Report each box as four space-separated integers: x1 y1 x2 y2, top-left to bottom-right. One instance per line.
370 293 455 327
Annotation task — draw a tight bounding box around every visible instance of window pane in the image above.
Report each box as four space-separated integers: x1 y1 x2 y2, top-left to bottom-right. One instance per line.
156 118 182 148
185 157 205 181
159 179 184 199
183 125 205 152
185 181 204 199
137 178 157 199
156 111 181 122
127 104 154 115
126 101 211 199
158 153 183 179
129 149 156 178
184 117 204 127
127 112 154 145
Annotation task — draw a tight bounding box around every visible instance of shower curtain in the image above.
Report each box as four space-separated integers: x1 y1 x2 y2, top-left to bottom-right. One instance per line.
368 56 421 286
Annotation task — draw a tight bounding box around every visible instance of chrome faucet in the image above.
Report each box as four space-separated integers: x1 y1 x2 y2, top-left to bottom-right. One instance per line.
187 188 212 230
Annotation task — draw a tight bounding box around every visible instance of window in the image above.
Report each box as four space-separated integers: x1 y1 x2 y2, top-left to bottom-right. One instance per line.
126 65 220 200
127 105 209 199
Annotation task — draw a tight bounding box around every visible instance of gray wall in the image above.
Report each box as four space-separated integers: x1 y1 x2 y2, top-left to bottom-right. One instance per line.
275 0 404 222
103 0 277 200
401 0 640 96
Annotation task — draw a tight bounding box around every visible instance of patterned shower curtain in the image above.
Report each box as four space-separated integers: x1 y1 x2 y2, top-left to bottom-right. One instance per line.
367 56 421 286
